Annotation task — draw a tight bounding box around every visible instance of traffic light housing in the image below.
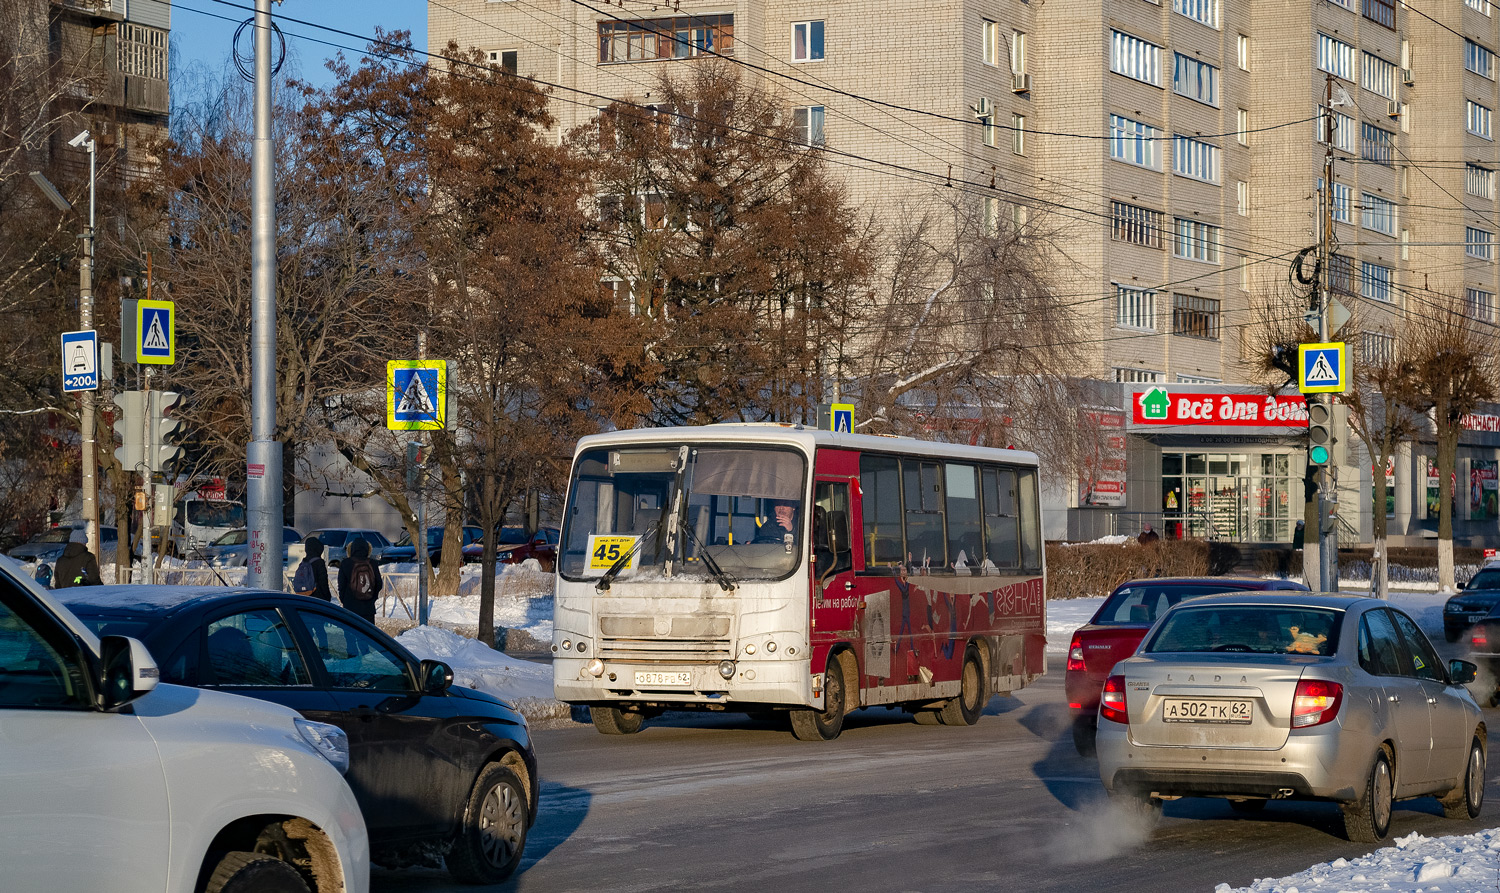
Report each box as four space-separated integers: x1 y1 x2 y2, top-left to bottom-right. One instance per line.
1306 398 1346 468
149 391 182 472
112 391 145 470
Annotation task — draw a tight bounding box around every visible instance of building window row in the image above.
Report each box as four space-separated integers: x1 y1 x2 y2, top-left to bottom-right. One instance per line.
119 23 167 81
1361 261 1392 302
1361 192 1397 235
1173 0 1219 28
1362 331 1395 365
1111 30 1161 86
1116 285 1157 330
1468 0 1493 15
1318 106 1356 152
1172 293 1221 339
1466 226 1495 259
1174 218 1221 262
1363 0 1396 29
1110 114 1160 168
792 20 824 62
1318 178 1353 223
598 14 734 63
1467 39 1496 79
1469 99 1493 138
1362 51 1397 99
1361 122 1394 165
1467 163 1495 198
1173 134 1220 182
1111 200 1164 247
982 21 1027 75
1468 287 1498 322
793 106 825 147
1318 33 1357 81
1173 54 1219 106
1114 367 1164 383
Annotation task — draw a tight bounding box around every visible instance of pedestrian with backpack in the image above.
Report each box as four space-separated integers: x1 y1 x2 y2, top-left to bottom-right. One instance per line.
294 535 332 601
337 537 383 622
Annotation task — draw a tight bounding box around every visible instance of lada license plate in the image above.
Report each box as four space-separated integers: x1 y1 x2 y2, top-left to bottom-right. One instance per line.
1470 614 1486 623
635 671 691 687
1161 698 1252 724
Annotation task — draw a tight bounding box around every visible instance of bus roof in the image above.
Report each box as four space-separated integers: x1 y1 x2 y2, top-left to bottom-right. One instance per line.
572 424 1040 468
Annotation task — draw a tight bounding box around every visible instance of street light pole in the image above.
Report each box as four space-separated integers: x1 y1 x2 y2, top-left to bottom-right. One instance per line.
79 132 99 561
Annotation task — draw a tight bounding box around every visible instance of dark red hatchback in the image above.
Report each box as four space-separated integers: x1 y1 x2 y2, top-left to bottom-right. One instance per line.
1065 576 1310 756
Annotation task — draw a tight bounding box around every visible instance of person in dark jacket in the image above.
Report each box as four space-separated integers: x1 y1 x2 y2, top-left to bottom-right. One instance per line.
53 541 100 588
337 538 383 622
301 535 333 601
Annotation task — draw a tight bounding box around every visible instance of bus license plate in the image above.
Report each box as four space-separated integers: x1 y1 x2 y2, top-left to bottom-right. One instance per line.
1161 698 1252 724
635 671 691 687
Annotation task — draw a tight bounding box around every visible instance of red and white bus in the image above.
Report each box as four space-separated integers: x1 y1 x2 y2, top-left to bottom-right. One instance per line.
552 424 1047 740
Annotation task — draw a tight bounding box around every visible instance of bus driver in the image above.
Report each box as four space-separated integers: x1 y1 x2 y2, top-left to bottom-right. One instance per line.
753 499 799 544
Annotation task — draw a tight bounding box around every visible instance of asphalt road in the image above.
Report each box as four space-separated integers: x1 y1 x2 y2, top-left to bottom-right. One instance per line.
373 656 1500 893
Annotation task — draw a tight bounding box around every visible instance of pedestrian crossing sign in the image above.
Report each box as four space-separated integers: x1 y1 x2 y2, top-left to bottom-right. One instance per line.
387 360 447 430
1298 342 1347 394
136 300 175 365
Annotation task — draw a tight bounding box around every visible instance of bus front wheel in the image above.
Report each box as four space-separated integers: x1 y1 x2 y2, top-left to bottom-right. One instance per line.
791 655 849 741
590 706 645 735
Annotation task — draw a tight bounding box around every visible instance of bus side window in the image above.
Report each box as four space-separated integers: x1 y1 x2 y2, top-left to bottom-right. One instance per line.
982 467 1019 569
1017 468 1041 571
813 481 853 578
859 455 902 573
903 460 946 569
944 463 982 572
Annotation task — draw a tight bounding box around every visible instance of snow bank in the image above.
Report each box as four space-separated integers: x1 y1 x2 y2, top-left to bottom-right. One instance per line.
395 625 570 723
1216 830 1500 893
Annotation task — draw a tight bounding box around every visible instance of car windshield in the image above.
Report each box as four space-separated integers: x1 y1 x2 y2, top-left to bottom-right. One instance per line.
212 530 248 546
1145 605 1343 656
36 530 73 544
561 443 807 583
1468 568 1500 590
315 530 348 546
187 501 245 528
1093 584 1257 626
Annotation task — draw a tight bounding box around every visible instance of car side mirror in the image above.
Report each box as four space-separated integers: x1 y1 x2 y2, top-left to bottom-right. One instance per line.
1450 659 1479 686
419 659 454 694
98 635 160 711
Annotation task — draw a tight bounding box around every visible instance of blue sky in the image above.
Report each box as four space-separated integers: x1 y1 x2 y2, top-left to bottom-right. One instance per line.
170 0 427 91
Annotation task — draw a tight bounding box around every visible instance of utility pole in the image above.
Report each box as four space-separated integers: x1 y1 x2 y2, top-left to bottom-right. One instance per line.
1316 73 1339 592
416 328 429 626
78 134 99 560
245 0 284 589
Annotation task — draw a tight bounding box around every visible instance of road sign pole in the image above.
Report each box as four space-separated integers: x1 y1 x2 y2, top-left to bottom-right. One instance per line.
141 368 154 585
417 446 429 626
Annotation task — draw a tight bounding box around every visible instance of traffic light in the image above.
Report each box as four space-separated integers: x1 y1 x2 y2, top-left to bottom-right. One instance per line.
112 391 145 470
1306 398 1347 468
149 390 182 472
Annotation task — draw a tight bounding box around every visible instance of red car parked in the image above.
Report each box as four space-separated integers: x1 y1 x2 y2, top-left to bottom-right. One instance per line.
1065 576 1310 756
462 526 559 571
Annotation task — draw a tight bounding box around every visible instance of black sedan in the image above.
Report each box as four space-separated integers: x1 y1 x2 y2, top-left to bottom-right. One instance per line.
1444 564 1500 642
60 586 537 884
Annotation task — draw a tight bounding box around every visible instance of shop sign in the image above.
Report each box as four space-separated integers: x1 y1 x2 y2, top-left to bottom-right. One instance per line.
1133 388 1308 428
1462 413 1500 433
1079 409 1127 507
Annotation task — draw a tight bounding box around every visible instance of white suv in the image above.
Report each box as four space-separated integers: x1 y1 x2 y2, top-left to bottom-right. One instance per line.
0 556 369 893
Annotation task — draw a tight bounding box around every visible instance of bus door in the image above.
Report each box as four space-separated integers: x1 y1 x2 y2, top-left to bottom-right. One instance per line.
811 477 857 635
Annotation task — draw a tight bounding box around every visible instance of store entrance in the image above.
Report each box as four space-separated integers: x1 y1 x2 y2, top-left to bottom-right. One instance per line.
1161 452 1294 543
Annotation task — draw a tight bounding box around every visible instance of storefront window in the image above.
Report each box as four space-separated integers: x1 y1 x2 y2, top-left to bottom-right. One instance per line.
1162 451 1294 543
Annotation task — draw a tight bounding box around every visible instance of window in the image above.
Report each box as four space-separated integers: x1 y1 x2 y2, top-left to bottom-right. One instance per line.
486 49 518 74
1173 54 1219 106
1116 284 1157 329
1012 113 1026 154
982 19 999 66
983 197 1001 236
1329 254 1357 296
792 20 824 62
903 460 946 566
1467 288 1497 321
1112 201 1164 247
598 15 734 63
1011 31 1028 75
1468 0 1493 14
1318 106 1356 151
1237 34 1249 70
1172 293 1221 339
859 455 903 567
1237 180 1249 215
981 467 1024 569
1362 192 1397 234
1110 114 1161 168
1361 122 1394 165
1466 226 1495 259
1319 178 1352 223
1174 0 1219 28
1176 374 1221 384
1362 331 1395 365
1363 0 1395 28
1173 134 1220 182
1236 108 1248 144
976 98 996 147
1470 99 1493 138
1362 52 1397 98
119 23 168 80
793 106 825 147
1328 0 1353 8
1111 31 1161 85
204 610 312 688
1174 217 1221 262
1114 367 1164 382
1318 34 1356 80
0 588 88 709
302 612 413 691
1467 163 1495 198
1467 40 1496 78
1361 261 1392 301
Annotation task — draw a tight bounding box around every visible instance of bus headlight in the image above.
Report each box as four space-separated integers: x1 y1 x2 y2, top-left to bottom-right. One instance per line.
717 659 736 679
562 639 573 651
744 643 756 655
586 658 605 677
576 641 587 654
765 640 777 653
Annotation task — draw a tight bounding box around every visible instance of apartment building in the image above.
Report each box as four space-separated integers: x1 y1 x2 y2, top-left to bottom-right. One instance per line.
429 0 1500 547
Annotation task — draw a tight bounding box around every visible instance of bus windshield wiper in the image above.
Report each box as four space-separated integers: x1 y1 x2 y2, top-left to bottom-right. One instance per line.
680 522 736 593
596 519 661 592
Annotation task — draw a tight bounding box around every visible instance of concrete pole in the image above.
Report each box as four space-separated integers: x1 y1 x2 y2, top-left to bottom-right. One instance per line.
417 329 429 625
80 136 99 559
245 0 284 589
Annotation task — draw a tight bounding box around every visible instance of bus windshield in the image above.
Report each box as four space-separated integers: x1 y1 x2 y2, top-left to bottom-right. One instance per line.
186 501 245 528
561 444 807 583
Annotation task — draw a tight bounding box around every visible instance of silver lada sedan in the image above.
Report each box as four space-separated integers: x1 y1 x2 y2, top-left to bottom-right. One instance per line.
1096 593 1485 843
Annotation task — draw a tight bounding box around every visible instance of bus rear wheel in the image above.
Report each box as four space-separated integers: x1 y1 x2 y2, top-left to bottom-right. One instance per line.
590 706 645 735
791 654 849 741
937 647 987 726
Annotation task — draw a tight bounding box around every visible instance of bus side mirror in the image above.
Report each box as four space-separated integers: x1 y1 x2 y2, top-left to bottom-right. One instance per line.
827 511 851 556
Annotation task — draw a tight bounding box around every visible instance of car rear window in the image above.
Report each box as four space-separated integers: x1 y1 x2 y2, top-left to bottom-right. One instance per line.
315 531 348 546
1093 584 1254 626
1145 605 1343 656
1468 568 1500 590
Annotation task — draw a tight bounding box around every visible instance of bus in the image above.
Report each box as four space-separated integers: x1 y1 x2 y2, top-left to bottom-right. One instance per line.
552 424 1047 741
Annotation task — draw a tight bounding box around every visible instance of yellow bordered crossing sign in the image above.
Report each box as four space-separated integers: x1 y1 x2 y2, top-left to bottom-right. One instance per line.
1298 342 1347 394
387 360 447 430
136 300 175 365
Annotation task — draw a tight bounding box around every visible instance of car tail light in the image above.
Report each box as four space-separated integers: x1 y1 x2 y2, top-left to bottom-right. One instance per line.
1474 625 1489 647
1291 679 1343 728
1067 634 1085 672
1100 674 1129 724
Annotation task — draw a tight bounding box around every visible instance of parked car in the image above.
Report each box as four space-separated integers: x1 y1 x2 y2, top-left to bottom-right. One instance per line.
7 524 118 564
62 585 537 884
1443 563 1500 641
381 525 484 567
463 526 559 571
200 526 305 567
1096 592 1484 843
305 528 392 567
1065 576 1310 755
0 557 369 892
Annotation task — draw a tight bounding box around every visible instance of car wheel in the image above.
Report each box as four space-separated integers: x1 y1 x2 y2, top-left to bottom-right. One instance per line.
1441 737 1486 820
1072 715 1097 758
1111 789 1163 829
1341 747 1394 843
205 852 310 893
447 763 528 884
790 654 849 741
590 706 645 735
937 646 987 726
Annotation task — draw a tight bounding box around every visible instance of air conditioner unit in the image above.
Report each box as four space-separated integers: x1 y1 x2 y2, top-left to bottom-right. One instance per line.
1386 100 1403 118
1012 73 1032 93
1401 68 1414 86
